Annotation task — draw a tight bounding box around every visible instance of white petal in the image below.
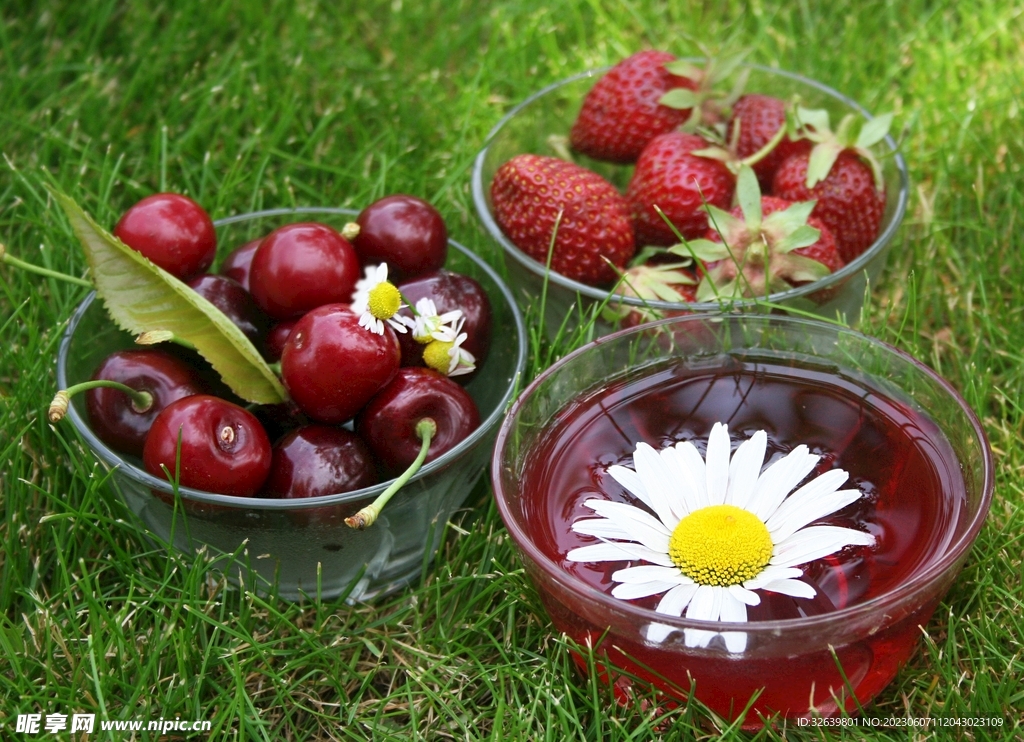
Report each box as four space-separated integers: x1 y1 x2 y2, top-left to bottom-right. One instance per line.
565 542 674 567
657 445 693 521
611 580 678 600
748 445 820 520
672 441 709 509
726 430 766 509
726 584 761 606
632 443 683 530
705 423 731 505
718 592 749 653
766 485 862 543
761 578 817 599
386 317 409 334
612 564 689 584
771 525 875 568
658 445 700 515
607 465 655 513
571 518 632 541
743 565 803 590
686 584 723 622
644 583 699 643
581 500 671 553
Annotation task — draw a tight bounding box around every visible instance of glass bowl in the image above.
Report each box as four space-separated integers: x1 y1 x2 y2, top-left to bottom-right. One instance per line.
491 314 991 726
57 208 527 602
471 64 910 335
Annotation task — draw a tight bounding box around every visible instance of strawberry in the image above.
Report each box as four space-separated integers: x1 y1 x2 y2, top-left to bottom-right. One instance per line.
674 166 843 300
625 131 735 246
770 109 892 263
604 261 699 328
728 94 810 189
569 50 698 164
490 154 635 285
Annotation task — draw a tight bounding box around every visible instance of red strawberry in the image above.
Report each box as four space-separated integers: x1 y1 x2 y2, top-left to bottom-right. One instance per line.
673 167 843 300
625 131 735 246
569 50 698 164
490 154 635 285
728 94 810 189
605 261 698 328
772 151 884 263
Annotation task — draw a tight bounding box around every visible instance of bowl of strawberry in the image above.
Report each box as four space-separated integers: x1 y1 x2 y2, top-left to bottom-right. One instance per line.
471 52 909 332
54 195 527 601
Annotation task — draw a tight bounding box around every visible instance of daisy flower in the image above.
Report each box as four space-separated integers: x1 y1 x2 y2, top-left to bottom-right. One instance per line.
566 422 875 653
409 297 464 344
422 316 476 377
350 263 408 335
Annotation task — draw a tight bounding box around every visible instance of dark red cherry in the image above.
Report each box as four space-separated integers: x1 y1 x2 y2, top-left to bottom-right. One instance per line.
143 395 271 496
356 367 479 475
187 274 270 345
248 222 360 320
395 270 492 366
353 195 447 280
262 425 377 499
85 349 207 457
262 319 297 362
249 399 311 443
114 193 217 280
219 238 262 291
281 304 401 424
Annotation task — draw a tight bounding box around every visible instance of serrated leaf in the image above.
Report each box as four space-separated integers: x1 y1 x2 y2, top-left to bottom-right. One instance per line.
659 88 699 110
51 189 288 405
774 224 822 254
763 199 816 238
856 112 893 149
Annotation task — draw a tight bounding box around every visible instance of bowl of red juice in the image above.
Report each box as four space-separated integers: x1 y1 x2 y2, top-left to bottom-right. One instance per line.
491 314 992 727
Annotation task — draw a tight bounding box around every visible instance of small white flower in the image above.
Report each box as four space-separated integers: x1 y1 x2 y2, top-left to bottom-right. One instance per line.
350 263 408 335
566 422 875 653
422 316 476 377
410 297 464 343
444 321 476 376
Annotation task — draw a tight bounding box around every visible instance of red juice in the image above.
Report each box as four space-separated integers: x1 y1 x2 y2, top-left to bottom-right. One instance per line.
519 356 966 724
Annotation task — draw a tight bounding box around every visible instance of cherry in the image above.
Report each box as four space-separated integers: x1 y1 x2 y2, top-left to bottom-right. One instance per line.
114 193 217 281
219 238 262 291
250 399 311 444
262 319 297 362
262 425 377 499
248 222 360 320
396 270 492 367
353 194 448 280
143 394 271 496
281 303 400 424
187 274 269 346
78 349 207 457
356 367 480 475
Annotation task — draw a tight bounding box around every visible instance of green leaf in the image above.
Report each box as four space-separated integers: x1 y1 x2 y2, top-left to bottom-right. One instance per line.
663 61 703 80
795 106 831 134
763 199 816 240
805 141 844 188
670 238 730 262
735 166 762 230
50 188 288 405
856 112 893 149
781 254 833 283
774 224 822 254
658 88 699 110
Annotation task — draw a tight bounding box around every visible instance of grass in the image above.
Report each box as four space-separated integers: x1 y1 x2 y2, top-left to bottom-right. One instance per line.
2 0 1023 738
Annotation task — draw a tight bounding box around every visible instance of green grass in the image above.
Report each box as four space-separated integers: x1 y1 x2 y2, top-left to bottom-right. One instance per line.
2 0 1023 738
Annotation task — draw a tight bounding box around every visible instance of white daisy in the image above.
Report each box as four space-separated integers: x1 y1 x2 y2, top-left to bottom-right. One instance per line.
409 297 464 344
350 263 408 335
422 316 476 377
566 422 875 653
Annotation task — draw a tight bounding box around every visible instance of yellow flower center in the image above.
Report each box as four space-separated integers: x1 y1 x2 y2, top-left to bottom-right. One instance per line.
423 340 453 373
669 504 772 587
367 282 401 319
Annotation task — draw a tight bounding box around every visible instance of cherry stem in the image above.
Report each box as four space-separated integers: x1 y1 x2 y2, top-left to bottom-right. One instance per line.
48 380 154 423
1 244 93 288
345 417 437 530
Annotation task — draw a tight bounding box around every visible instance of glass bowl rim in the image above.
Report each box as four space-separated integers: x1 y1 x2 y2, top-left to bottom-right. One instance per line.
470 62 911 311
491 312 994 634
56 206 528 511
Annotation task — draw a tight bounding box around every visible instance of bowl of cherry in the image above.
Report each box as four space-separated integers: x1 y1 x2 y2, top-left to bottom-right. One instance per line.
56 197 527 601
471 52 910 335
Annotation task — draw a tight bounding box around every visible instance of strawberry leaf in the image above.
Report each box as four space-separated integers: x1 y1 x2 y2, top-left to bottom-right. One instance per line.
50 188 288 405
735 166 762 231
855 112 893 149
805 140 845 188
780 254 833 283
762 200 816 239
669 238 730 262
662 61 703 80
773 224 822 254
795 106 831 134
659 88 700 110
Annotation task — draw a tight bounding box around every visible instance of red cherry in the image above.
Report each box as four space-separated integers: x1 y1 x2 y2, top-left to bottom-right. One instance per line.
187 274 269 345
248 222 361 320
114 193 217 280
262 319 297 362
85 349 207 457
219 238 262 291
143 395 271 496
356 367 480 475
281 304 401 424
395 270 492 368
353 195 448 280
262 425 377 499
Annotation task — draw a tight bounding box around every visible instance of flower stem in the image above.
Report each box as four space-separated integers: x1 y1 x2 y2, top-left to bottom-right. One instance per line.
48 380 153 423
345 417 437 530
1 244 93 288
